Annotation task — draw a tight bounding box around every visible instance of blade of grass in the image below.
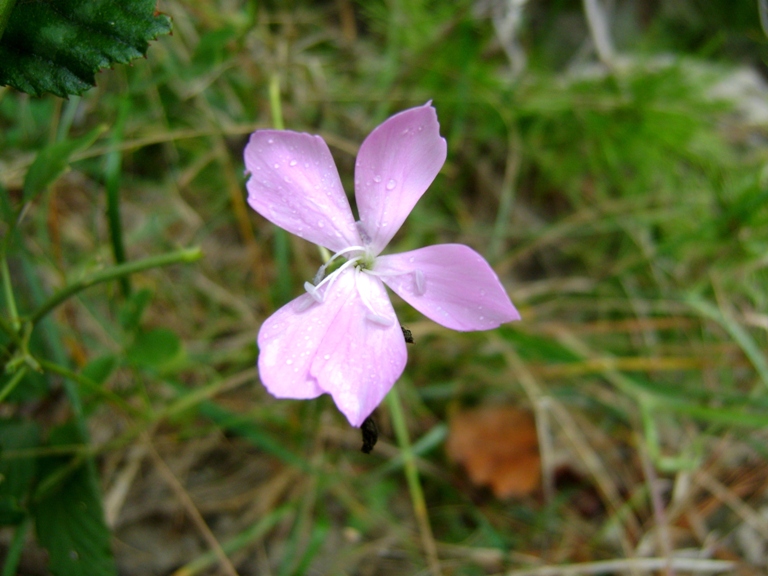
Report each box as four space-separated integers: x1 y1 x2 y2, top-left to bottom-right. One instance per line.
386 384 443 576
104 97 131 295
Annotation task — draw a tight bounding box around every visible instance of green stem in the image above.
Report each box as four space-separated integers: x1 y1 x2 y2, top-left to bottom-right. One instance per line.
0 314 19 342
38 359 143 418
269 74 285 130
386 386 443 576
0 0 16 43
268 74 292 304
1 514 30 576
1 255 20 331
0 365 27 403
30 246 202 324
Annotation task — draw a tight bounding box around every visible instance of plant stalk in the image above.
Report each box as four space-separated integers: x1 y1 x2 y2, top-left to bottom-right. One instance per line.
30 247 202 324
386 386 443 576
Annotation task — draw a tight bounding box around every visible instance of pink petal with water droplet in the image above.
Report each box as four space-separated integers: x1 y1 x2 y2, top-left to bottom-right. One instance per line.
355 103 447 254
258 269 406 427
310 270 406 427
376 244 520 331
245 130 360 252
257 291 337 401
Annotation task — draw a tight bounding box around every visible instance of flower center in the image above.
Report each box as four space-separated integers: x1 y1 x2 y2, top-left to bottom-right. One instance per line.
298 245 392 325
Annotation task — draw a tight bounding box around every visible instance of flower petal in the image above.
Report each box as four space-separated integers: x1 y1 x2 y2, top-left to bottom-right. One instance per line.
355 103 447 254
257 268 406 427
245 130 360 252
257 291 341 401
310 270 406 427
375 244 521 331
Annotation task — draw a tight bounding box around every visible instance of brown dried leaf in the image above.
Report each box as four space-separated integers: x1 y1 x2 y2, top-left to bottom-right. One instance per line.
447 406 541 498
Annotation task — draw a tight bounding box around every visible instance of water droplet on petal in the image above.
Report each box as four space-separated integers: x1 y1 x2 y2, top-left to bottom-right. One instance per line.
274 163 280 169
289 159 297 166
286 359 293 365
373 175 382 183
386 179 396 190
267 138 274 144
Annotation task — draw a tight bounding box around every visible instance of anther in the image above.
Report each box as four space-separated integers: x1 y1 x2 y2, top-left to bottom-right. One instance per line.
413 269 426 295
304 281 324 303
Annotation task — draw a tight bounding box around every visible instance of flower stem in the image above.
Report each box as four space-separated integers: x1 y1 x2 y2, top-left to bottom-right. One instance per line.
30 246 202 324
268 74 292 303
386 386 443 576
269 74 285 130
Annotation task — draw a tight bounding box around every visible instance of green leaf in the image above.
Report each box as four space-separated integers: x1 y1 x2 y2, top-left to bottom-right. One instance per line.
22 125 106 203
0 0 171 97
81 355 118 386
31 422 116 576
0 419 39 525
118 288 153 334
126 327 183 370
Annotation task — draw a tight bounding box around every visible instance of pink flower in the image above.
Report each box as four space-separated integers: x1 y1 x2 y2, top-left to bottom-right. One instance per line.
245 103 520 427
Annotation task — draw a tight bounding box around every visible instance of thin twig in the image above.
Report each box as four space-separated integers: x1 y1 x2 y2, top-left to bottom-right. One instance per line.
582 0 615 66
505 557 735 576
637 437 675 576
144 433 240 576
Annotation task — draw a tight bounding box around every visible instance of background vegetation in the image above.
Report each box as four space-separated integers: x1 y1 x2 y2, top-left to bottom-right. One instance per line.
2 0 768 574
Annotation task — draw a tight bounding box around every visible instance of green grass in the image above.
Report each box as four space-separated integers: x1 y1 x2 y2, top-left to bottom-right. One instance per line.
2 1 768 574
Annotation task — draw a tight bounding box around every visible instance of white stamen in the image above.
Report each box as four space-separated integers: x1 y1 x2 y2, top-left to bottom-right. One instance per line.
295 296 316 312
312 266 326 285
413 269 426 295
304 281 324 303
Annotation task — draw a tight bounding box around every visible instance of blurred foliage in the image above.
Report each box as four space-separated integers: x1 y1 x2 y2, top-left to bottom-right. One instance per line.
1 0 768 574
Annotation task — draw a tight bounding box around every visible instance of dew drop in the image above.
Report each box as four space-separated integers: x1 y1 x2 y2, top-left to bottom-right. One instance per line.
267 138 274 144
386 179 396 190
286 359 293 365
373 175 382 183
289 159 297 167
274 163 280 169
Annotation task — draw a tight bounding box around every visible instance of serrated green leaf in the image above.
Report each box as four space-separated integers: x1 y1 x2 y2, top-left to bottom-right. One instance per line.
23 125 106 203
0 0 171 97
126 327 183 370
32 422 116 576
